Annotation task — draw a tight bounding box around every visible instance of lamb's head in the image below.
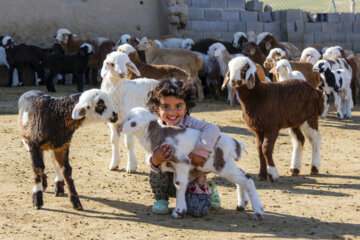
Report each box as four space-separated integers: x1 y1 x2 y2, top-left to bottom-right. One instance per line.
207 43 226 57
300 47 321 65
242 42 260 58
264 48 286 69
273 59 292 75
79 43 93 56
119 107 156 135
117 43 136 55
137 37 157 50
181 38 194 50
257 32 275 53
55 28 72 45
72 89 118 123
313 60 331 73
232 32 248 49
101 51 140 79
120 34 131 44
2 36 14 49
323 46 343 60
222 56 257 90
247 31 258 43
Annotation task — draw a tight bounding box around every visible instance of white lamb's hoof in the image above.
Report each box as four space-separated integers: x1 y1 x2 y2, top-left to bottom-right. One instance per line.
126 163 137 173
109 164 119 171
253 211 264 221
172 208 186 218
267 166 279 182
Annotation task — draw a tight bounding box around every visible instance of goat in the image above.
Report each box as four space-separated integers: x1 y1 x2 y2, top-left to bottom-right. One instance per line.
19 89 118 210
100 51 159 172
222 56 324 181
119 107 264 220
232 32 248 50
41 43 93 92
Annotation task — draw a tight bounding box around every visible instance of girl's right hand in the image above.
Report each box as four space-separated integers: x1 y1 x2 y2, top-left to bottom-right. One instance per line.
151 144 173 166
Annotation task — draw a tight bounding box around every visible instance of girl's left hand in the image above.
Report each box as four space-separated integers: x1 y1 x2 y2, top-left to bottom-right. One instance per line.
189 153 206 167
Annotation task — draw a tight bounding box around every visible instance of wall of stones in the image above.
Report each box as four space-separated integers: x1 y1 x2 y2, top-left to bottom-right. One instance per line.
179 0 360 52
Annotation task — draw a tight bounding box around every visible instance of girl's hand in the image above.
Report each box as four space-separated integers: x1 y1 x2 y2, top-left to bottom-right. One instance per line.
151 144 173 166
189 153 206 167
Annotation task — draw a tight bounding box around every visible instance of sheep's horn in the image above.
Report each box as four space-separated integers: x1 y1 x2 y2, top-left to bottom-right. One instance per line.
221 71 230 91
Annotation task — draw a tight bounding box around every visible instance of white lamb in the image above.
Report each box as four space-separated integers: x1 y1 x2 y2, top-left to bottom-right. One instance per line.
300 47 322 65
272 59 306 82
208 42 242 106
119 107 264 220
100 51 159 172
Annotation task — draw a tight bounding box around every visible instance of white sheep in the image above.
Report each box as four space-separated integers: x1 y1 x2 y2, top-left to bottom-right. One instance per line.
100 51 159 172
119 107 264 220
156 37 194 49
313 60 353 118
272 59 306 82
300 47 322 65
207 42 241 106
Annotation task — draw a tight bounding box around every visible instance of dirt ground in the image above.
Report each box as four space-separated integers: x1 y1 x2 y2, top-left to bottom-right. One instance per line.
0 84 359 240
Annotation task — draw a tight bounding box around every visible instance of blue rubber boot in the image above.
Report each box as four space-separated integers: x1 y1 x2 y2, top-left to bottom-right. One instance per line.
152 200 169 214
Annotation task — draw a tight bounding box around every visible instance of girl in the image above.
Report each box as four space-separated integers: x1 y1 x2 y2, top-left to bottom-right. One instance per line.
146 78 221 217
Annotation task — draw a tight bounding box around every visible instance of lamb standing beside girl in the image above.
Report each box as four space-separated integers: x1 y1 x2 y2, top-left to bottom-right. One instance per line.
145 79 221 217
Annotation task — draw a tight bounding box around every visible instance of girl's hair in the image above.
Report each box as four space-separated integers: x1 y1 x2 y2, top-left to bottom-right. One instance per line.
147 78 197 115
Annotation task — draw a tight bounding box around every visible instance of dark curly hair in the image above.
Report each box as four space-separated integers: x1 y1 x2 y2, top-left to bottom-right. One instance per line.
147 78 197 116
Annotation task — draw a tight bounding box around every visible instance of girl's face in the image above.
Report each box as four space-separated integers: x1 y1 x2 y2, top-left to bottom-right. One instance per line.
158 96 186 126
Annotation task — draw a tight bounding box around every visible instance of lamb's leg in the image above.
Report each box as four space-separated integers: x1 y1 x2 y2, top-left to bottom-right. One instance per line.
334 92 344 118
124 134 137 173
289 128 305 176
346 90 353 118
75 73 84 92
254 132 267 180
193 76 204 102
262 131 280 182
301 121 322 175
109 123 121 170
51 152 65 196
54 147 83 210
321 94 329 118
228 84 235 107
8 67 14 86
220 168 264 221
172 163 191 218
29 146 45 209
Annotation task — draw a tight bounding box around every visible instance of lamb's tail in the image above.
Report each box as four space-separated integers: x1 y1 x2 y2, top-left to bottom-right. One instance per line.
233 139 246 161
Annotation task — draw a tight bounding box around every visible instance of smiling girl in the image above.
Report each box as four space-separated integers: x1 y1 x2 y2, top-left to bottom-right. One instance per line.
146 78 221 217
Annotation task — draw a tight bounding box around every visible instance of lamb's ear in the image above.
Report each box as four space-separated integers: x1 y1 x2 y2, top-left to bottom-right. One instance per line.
214 48 222 57
306 55 313 63
72 105 86 120
245 74 255 89
221 70 230 91
126 61 141 76
121 118 141 134
265 41 272 51
101 59 110 78
269 67 276 74
286 66 291 73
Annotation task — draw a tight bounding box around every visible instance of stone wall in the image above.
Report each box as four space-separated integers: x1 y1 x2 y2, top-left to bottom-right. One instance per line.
179 0 360 52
